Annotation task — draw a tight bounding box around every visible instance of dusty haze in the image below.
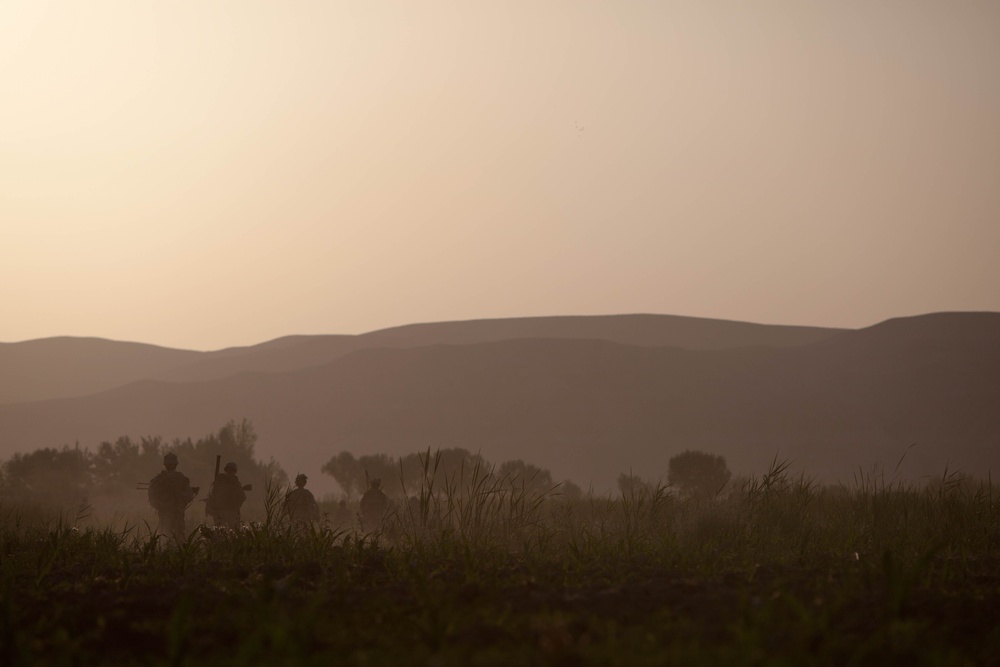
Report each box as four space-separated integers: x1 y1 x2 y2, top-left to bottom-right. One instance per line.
2 1 999 350
1 312 997 497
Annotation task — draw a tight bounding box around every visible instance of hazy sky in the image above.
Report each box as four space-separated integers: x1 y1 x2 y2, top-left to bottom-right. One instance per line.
2 1 998 351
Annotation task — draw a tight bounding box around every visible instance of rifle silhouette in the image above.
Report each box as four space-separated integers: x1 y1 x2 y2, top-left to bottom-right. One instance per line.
204 455 253 519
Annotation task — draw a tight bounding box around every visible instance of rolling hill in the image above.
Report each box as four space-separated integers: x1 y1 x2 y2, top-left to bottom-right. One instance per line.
0 314 843 404
0 338 201 405
0 312 996 496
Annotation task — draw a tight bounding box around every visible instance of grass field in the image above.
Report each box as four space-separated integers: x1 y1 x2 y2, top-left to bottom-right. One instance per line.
1 460 998 666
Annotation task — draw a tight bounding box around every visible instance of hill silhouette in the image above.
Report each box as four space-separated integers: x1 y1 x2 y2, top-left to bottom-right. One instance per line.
0 315 842 404
0 312 996 496
0 338 200 404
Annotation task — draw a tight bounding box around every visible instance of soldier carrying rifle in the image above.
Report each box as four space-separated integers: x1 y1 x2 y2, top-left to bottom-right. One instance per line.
147 452 198 543
206 460 250 529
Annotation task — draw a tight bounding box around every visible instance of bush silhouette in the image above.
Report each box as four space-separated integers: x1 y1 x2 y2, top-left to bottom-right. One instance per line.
667 450 731 499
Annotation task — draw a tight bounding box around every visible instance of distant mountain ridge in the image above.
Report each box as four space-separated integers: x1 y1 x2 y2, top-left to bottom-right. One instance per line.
0 314 844 404
0 312 996 496
0 338 201 404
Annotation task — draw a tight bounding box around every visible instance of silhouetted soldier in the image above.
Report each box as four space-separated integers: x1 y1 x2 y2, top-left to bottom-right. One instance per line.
148 452 198 542
283 473 320 525
206 461 248 529
359 478 388 530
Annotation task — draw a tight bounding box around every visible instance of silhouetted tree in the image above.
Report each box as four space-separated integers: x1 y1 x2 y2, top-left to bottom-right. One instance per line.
617 472 652 498
169 420 287 518
0 420 286 518
355 453 401 496
1 445 94 507
322 451 401 498
667 450 731 499
162 419 286 488
321 447 583 503
419 448 487 495
92 436 163 496
498 459 554 495
557 479 584 501
321 451 362 498
322 447 490 499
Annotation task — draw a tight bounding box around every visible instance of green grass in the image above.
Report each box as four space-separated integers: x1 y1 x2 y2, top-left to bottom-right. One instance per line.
1 460 998 666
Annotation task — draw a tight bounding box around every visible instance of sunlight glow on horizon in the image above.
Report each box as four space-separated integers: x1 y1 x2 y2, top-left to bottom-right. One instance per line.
2 1 998 350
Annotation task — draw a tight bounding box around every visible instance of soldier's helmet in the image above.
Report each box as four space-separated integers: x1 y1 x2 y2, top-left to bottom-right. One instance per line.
163 452 179 468
295 473 308 486
225 462 237 473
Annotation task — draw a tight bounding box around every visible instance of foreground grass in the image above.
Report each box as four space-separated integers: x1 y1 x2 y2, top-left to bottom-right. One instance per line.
1 464 998 666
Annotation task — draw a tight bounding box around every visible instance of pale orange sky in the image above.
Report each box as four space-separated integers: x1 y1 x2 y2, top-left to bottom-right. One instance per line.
2 1 998 351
